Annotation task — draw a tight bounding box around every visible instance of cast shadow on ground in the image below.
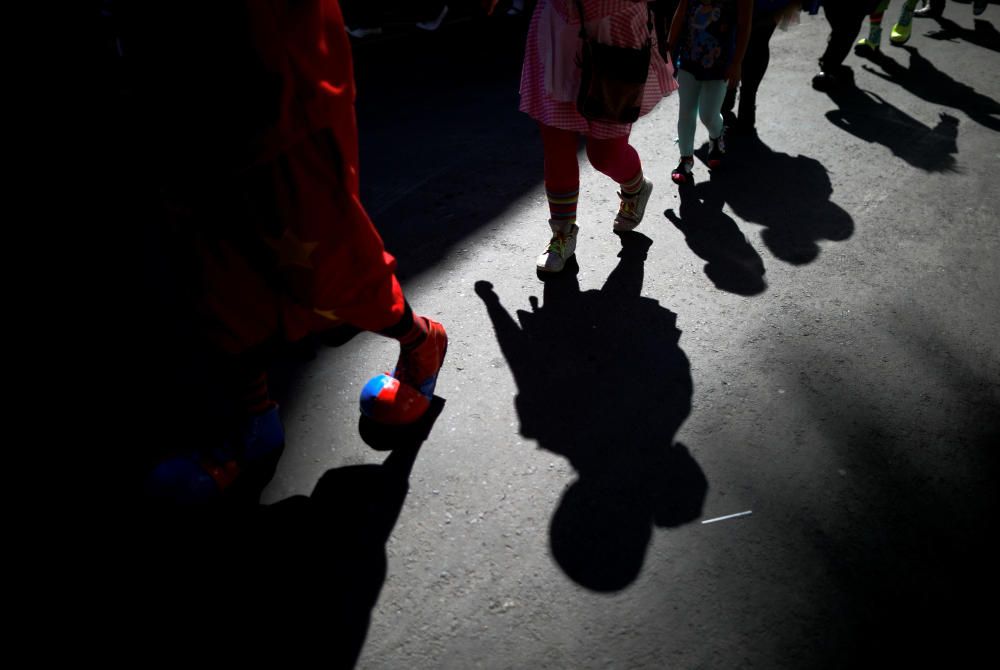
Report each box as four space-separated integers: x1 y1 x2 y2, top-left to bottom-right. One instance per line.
475 233 707 591
349 15 542 281
859 45 1000 131
823 76 960 173
695 136 855 265
926 15 1000 52
780 322 999 667
132 399 444 669
665 177 767 295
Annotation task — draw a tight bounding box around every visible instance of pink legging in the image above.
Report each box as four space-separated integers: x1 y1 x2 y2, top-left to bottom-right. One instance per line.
539 123 642 195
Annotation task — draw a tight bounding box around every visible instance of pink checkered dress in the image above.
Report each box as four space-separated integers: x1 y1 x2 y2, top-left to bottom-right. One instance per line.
520 0 678 139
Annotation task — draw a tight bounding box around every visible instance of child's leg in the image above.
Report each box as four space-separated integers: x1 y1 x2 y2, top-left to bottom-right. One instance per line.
585 135 641 186
737 17 779 130
586 135 653 231
698 80 729 142
539 123 581 228
677 69 702 157
536 123 581 272
672 70 701 183
860 0 891 48
818 0 869 76
892 0 920 44
699 79 729 167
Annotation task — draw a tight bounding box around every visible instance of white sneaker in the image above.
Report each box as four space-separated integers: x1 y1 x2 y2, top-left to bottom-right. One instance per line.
536 220 578 273
613 178 653 231
416 5 449 31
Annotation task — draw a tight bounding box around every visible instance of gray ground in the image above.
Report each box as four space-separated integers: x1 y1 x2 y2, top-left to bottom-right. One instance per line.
123 6 1000 669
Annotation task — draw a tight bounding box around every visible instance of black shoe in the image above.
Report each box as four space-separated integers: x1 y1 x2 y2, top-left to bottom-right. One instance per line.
812 67 852 91
812 71 835 91
722 109 738 130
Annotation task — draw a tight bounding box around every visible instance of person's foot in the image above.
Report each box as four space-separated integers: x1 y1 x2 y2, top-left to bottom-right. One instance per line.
812 67 852 91
891 9 915 45
914 4 942 18
671 157 694 184
416 5 449 31
360 319 448 424
707 134 727 168
613 178 653 232
393 319 447 402
536 220 579 272
973 0 987 16
855 36 881 55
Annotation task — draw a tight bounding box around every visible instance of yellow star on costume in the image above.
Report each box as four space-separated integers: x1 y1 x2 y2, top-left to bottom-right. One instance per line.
266 230 319 269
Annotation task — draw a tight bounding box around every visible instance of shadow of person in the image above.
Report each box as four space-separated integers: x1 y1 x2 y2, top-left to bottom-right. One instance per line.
132 400 443 669
664 179 767 295
475 234 707 592
705 137 855 265
926 16 1000 53
824 83 960 173
860 45 1000 131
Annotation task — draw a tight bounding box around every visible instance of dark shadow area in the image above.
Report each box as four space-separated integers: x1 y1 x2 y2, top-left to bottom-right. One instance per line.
123 400 443 668
823 80 960 173
342 1 538 41
705 136 855 265
665 179 767 295
859 45 1000 131
475 233 707 591
350 14 543 281
941 0 1000 19
782 338 1000 668
926 15 1000 52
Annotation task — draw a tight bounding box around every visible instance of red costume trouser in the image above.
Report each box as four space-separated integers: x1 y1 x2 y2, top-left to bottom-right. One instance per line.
176 0 409 358
191 129 405 357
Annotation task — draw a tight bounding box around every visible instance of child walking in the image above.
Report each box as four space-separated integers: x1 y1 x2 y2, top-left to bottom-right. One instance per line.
666 0 753 184
518 0 678 274
855 0 921 54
